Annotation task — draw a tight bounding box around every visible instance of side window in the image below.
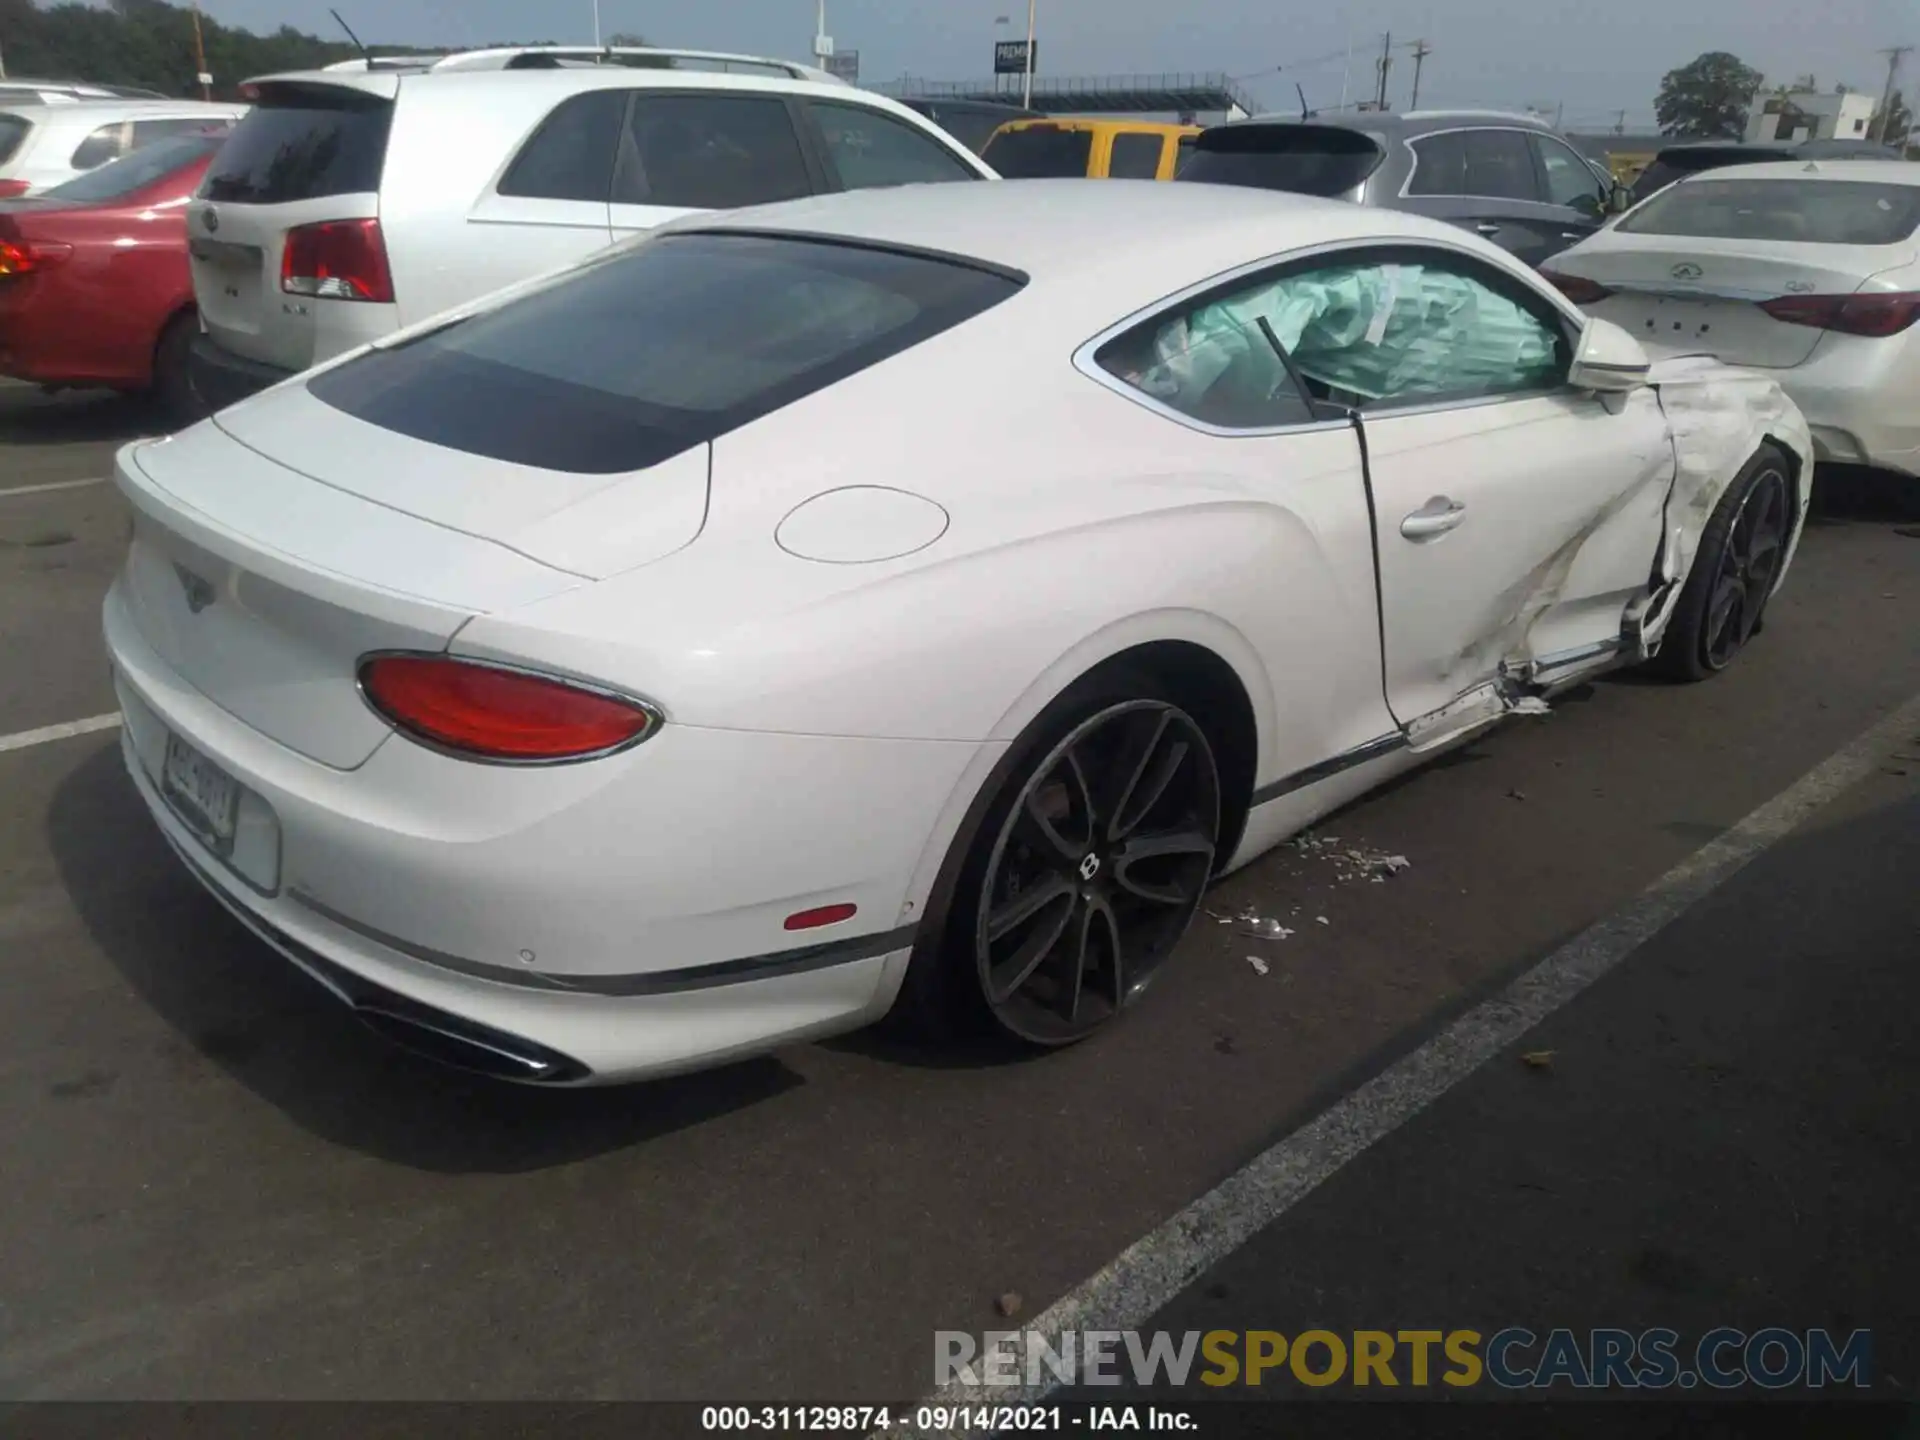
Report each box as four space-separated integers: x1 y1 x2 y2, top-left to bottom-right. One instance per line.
1461 129 1541 201
1108 132 1165 180
130 117 230 149
1255 252 1567 408
810 101 978 189
70 122 127 170
499 90 626 202
613 93 812 210
1174 133 1197 175
1534 135 1606 215
1406 131 1469 195
1092 273 1318 430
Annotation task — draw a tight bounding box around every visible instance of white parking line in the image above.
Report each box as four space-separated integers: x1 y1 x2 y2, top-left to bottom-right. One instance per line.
0 477 110 500
0 714 122 755
896 688 1920 1433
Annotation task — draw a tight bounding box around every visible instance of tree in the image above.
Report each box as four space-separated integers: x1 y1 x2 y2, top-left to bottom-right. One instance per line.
1655 51 1765 138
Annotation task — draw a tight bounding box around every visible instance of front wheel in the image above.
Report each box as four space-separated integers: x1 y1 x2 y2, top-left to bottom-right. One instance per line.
1648 446 1793 682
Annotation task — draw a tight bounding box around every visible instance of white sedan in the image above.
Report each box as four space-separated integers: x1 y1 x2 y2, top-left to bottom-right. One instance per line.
102 180 1813 1084
1546 159 1920 476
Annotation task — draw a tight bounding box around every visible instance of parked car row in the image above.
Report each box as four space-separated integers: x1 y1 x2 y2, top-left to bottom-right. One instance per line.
0 96 244 196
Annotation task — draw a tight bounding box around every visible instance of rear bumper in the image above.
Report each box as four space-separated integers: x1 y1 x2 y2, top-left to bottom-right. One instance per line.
101 578 967 1084
189 332 294 413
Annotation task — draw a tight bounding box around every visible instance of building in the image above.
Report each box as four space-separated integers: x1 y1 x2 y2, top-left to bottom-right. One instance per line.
1745 89 1877 143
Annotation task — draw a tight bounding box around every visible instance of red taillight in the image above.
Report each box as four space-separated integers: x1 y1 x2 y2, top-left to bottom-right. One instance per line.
358 654 657 762
1759 291 1920 338
281 218 394 303
0 179 30 199
1541 270 1614 306
0 238 70 278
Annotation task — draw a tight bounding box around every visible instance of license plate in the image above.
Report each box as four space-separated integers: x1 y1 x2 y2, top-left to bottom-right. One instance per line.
162 732 240 850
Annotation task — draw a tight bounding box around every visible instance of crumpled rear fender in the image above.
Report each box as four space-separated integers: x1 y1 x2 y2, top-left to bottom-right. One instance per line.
1648 354 1814 601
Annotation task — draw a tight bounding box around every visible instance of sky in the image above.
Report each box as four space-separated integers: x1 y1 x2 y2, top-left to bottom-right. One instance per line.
196 0 1910 132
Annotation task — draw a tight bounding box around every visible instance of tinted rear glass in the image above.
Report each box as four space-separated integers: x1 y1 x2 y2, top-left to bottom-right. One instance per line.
307 232 1025 474
1108 132 1165 180
909 103 1033 155
982 126 1094 178
201 89 392 203
1176 125 1384 197
1630 150 1779 203
0 115 27 167
1619 177 1920 245
43 134 221 202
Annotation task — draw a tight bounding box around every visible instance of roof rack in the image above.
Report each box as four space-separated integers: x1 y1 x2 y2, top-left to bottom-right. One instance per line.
425 45 841 82
321 55 448 72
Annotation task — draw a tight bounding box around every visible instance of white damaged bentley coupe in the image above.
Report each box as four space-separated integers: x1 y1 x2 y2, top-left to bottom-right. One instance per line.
103 180 1812 1084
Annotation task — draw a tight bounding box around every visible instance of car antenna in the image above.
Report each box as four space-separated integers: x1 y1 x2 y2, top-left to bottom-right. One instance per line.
1296 82 1314 119
329 8 374 64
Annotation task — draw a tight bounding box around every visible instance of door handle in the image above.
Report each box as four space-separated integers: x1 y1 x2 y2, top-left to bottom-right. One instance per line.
1474 222 1501 237
1400 496 1467 539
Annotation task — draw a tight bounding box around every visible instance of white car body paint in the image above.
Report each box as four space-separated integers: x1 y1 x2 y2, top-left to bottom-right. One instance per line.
1550 160 1920 477
103 180 1814 1083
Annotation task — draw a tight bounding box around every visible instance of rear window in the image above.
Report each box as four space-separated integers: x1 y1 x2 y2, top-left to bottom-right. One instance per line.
982 125 1094 178
1620 178 1920 246
201 89 392 203
1175 125 1385 197
0 115 28 167
43 134 222 202
307 232 1025 474
1108 132 1165 180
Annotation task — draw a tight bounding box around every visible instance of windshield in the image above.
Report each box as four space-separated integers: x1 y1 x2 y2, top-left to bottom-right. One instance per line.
308 232 1026 474
982 125 1095 178
1620 177 1920 246
43 133 222 202
0 114 28 168
1175 125 1386 197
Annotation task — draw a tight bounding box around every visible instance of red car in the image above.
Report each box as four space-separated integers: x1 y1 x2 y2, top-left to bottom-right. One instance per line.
0 130 229 422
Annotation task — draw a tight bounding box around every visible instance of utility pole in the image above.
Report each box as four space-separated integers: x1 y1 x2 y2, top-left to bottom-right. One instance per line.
1375 30 1392 110
1872 44 1913 143
1407 38 1431 110
1022 0 1036 109
1614 109 1627 134
190 0 210 100
1554 99 1565 128
591 0 601 47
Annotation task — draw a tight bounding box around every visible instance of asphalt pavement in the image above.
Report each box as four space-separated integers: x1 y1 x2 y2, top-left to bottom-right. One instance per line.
2 383 1917 1426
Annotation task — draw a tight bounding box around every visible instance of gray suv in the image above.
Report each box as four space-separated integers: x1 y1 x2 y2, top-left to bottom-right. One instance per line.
1176 110 1628 267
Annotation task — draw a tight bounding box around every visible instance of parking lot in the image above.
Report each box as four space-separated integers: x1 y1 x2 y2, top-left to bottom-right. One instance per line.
3 376 1918 1407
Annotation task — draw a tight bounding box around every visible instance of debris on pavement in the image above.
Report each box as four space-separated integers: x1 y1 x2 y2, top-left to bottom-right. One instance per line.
1315 916 1330 926
1520 1049 1557 1069
1508 788 1527 801
1246 955 1270 976
1237 915 1295 940
995 1292 1023 1319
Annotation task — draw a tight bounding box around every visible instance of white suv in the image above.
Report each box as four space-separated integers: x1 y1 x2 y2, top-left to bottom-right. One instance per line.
0 99 245 198
186 46 997 410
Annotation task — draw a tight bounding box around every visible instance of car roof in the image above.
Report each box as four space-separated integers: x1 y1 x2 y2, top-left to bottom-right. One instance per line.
1227 108 1557 136
247 62 873 108
1673 158 1920 186
0 100 243 123
681 177 1513 296
995 118 1200 136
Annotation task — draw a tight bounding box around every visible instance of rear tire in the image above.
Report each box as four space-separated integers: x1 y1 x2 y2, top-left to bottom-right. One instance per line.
150 312 205 429
1647 444 1792 682
887 670 1221 1048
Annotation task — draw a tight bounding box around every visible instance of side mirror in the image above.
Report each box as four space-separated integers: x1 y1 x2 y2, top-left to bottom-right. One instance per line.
1608 183 1634 214
1569 317 1651 393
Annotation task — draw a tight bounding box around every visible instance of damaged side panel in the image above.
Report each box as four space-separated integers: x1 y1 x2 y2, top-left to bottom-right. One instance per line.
1634 354 1816 655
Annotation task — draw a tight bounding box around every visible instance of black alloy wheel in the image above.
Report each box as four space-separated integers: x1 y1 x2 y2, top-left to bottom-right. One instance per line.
973 698 1220 1046
1701 465 1789 671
